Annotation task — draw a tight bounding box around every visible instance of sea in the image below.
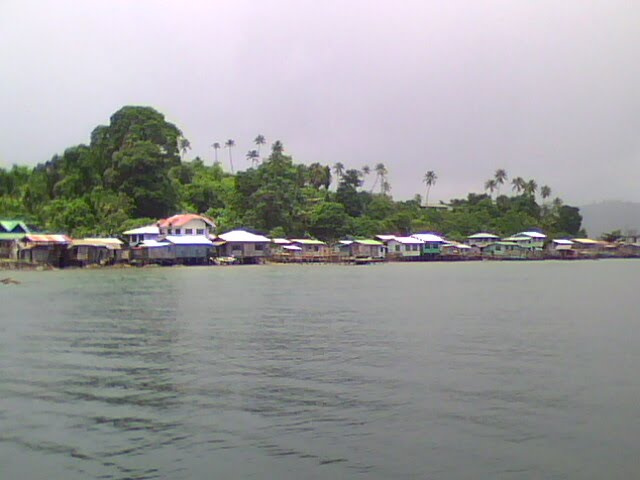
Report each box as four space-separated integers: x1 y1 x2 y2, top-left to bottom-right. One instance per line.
1 260 639 479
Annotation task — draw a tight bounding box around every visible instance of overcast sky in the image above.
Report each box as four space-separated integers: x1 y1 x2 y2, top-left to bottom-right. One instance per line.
1 0 639 204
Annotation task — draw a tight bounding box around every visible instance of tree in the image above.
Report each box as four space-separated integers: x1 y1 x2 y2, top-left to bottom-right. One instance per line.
540 185 551 200
524 179 538 197
104 141 179 218
511 176 526 194
271 140 284 155
308 202 350 241
484 179 498 198
254 134 266 156
601 230 623 242
211 142 221 164
423 171 437 205
225 139 236 173
372 163 388 194
178 137 191 159
246 150 260 167
332 162 345 182
494 169 507 195
555 205 582 236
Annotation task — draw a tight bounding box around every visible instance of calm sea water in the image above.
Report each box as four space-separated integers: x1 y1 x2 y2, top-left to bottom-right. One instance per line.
1 261 639 479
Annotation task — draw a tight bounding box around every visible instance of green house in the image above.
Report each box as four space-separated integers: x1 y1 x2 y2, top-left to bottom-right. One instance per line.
0 219 30 259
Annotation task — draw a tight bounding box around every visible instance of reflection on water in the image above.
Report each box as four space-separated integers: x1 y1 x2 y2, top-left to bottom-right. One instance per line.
1 262 640 479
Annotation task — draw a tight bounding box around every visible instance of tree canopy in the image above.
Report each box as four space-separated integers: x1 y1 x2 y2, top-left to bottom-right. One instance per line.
0 105 584 240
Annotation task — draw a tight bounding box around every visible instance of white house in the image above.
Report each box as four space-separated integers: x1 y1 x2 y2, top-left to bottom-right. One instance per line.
411 233 445 254
386 236 424 257
158 214 216 237
466 232 500 247
123 225 160 245
505 231 547 249
216 230 271 262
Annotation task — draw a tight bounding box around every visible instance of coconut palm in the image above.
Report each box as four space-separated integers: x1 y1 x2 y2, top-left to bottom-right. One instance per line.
423 170 437 206
511 176 526 194
524 179 538 197
333 162 345 181
372 163 388 194
271 140 284 155
494 169 507 195
484 179 498 198
540 185 551 200
246 149 260 167
211 142 221 164
254 134 266 156
224 139 235 173
178 137 191 159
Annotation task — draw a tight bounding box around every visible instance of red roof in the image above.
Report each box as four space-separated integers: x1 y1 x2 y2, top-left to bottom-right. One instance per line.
158 214 216 228
25 234 71 244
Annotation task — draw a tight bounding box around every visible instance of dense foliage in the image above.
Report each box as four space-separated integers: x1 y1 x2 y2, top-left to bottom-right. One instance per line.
0 106 583 240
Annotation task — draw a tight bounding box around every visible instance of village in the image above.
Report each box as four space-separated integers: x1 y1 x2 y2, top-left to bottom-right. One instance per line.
1 214 639 270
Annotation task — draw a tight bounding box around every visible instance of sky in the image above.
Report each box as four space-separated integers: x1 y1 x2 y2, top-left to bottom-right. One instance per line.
1 0 639 204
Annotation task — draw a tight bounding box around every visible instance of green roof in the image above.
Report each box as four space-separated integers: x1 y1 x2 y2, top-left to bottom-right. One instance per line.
0 232 26 240
0 220 29 234
290 238 326 245
354 239 383 245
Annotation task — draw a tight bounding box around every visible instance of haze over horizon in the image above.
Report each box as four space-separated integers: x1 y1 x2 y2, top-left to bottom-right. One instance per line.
1 0 639 205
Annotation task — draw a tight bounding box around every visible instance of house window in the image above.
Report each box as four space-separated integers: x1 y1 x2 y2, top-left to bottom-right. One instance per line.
255 243 264 251
232 244 243 252
196 229 204 235
395 245 400 252
167 228 172 234
175 228 182 235
185 229 193 234
314 245 319 252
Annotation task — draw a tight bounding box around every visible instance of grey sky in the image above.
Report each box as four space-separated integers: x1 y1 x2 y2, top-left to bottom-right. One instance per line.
1 0 639 204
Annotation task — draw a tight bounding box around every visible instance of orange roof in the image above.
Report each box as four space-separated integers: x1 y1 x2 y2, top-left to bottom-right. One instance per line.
158 214 216 228
25 234 71 244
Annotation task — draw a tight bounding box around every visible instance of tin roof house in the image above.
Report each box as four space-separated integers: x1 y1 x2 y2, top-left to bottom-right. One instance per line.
215 230 271 264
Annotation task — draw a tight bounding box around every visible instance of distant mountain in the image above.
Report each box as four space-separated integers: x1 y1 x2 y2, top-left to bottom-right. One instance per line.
580 201 640 238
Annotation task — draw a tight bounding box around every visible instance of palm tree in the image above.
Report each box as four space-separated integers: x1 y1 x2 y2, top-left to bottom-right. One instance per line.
494 169 507 195
540 185 551 200
271 140 284 155
333 162 345 181
511 176 526 194
484 179 498 198
224 139 235 173
211 142 221 164
552 197 563 211
382 180 391 195
246 149 260 167
524 179 538 197
423 170 437 205
254 134 266 156
362 165 371 176
373 163 388 194
178 137 191 159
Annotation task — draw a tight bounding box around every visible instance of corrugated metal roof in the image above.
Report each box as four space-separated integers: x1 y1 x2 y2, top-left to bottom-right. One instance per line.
515 231 547 238
72 238 124 249
354 239 383 246
25 234 71 244
290 238 326 245
272 238 291 244
158 214 216 228
552 239 574 245
123 225 160 235
165 235 214 246
572 238 600 244
218 230 270 243
140 240 171 248
282 245 302 251
412 233 445 242
0 232 26 240
467 232 499 239
391 236 424 244
0 220 29 233
375 235 397 241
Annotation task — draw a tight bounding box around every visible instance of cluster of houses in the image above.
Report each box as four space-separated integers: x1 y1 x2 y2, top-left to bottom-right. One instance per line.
1 215 639 268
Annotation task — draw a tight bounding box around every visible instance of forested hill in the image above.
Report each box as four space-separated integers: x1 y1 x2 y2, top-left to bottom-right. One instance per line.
0 106 583 240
